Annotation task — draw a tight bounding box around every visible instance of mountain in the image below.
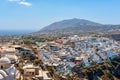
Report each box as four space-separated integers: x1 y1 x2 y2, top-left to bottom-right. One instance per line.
33 18 120 35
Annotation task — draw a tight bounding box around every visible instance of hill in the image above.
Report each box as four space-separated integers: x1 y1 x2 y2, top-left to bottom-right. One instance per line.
33 18 120 35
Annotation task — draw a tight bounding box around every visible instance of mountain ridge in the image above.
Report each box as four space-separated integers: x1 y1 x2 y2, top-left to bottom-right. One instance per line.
40 18 103 30
33 18 120 35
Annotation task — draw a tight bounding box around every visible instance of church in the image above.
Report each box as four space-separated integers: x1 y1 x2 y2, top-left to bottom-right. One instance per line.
0 56 16 80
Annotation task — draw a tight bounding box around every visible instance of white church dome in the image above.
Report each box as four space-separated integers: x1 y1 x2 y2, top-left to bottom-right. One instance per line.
0 57 11 64
0 70 8 77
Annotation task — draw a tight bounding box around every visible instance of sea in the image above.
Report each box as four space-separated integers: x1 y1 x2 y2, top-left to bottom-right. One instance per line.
0 30 34 35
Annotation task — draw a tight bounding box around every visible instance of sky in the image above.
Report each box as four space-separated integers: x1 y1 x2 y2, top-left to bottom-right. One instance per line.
0 0 120 31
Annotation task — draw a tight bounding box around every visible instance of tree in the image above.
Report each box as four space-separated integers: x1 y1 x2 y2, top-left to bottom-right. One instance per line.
33 59 41 65
23 39 31 45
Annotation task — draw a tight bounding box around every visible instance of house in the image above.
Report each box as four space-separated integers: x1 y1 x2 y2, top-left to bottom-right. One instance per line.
74 57 83 64
23 64 52 80
55 40 63 44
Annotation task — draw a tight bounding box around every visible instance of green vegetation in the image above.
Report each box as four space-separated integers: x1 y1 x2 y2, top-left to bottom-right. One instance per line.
33 59 41 65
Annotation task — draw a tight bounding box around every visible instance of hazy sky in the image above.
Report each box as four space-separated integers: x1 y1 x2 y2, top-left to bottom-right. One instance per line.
0 0 120 31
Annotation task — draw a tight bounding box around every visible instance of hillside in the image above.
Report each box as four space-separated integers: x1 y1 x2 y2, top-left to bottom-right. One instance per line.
33 18 120 35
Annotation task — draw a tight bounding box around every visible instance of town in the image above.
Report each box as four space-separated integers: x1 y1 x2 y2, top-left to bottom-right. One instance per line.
0 34 120 80
1 0 120 80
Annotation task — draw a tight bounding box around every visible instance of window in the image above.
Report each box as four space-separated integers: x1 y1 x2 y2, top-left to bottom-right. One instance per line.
1 65 3 69
32 72 34 75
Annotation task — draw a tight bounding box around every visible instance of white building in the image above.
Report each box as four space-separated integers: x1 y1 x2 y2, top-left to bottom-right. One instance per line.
0 57 16 80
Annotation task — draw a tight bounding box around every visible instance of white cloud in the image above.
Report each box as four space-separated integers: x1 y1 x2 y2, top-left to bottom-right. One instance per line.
19 1 32 7
8 0 32 7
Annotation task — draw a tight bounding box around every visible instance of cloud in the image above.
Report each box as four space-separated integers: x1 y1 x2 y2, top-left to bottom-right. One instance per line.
19 1 32 7
8 0 32 7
